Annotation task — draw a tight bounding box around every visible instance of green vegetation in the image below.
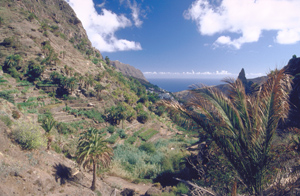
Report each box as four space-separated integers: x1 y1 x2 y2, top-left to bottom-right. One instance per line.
0 90 15 103
12 122 46 150
1 37 18 48
111 139 187 180
106 133 119 144
40 117 56 150
76 128 113 191
0 115 12 127
25 60 44 82
107 126 115 134
17 97 44 112
27 12 37 22
64 106 104 123
2 54 22 79
0 76 8 84
178 69 291 195
137 110 149 123
55 122 77 135
0 16 4 26
139 128 159 141
17 80 33 87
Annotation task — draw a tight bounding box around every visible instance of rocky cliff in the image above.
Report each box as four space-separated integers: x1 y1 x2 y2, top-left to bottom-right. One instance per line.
0 0 105 76
111 60 148 82
0 0 174 195
283 57 300 128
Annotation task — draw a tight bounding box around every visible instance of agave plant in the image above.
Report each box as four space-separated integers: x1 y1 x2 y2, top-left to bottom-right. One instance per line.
173 69 291 195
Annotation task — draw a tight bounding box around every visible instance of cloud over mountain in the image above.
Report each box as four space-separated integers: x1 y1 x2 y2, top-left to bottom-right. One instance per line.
66 0 142 52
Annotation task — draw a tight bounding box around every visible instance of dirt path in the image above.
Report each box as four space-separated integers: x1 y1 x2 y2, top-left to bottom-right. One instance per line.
103 176 152 195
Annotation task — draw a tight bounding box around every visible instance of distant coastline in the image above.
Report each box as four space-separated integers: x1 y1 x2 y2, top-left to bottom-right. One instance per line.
147 78 225 92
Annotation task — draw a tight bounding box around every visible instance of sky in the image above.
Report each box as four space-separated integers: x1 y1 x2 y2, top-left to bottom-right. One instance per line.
65 0 300 79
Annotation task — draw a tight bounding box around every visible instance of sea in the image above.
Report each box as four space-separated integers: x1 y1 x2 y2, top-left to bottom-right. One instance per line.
147 78 225 93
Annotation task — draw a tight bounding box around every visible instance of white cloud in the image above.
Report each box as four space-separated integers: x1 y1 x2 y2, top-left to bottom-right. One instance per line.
184 0 300 49
120 0 144 27
144 70 235 78
144 70 264 79
66 0 142 52
96 2 106 8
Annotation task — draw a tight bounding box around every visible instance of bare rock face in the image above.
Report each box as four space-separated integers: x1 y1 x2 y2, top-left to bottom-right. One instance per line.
111 60 148 82
283 57 300 128
145 186 162 196
120 188 136 196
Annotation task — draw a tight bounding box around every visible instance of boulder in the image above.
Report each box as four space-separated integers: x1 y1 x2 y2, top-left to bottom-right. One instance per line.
145 187 161 196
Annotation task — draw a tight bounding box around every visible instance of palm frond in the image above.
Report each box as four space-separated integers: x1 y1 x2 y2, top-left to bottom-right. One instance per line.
168 68 292 195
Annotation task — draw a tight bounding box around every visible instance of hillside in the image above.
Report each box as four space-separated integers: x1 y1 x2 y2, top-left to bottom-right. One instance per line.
3 0 300 195
110 60 148 82
0 0 195 195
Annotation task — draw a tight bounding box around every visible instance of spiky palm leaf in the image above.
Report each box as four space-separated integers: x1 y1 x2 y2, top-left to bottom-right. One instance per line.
173 69 291 195
76 128 113 191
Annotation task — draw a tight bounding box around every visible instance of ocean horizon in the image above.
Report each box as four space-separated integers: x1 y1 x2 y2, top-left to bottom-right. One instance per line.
147 78 225 92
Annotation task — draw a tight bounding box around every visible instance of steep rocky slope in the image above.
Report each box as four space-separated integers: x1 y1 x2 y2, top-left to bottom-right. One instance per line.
0 0 183 195
111 60 148 82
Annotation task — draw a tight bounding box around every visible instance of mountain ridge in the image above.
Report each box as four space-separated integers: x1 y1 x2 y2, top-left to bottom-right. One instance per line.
110 60 148 82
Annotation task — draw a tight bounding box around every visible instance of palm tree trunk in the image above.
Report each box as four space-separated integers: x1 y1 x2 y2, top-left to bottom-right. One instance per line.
47 138 51 151
91 160 96 191
231 181 237 196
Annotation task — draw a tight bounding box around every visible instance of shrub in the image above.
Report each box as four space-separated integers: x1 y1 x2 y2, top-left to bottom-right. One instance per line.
56 122 76 134
83 109 104 123
126 110 136 122
126 136 137 144
0 16 3 27
139 142 156 154
174 183 189 195
0 91 14 103
137 111 149 124
139 129 158 141
7 67 22 79
0 115 12 127
106 133 119 144
117 129 127 139
0 76 8 84
138 95 148 104
52 143 62 153
38 110 53 123
155 106 166 117
1 37 16 48
107 126 115 134
12 122 46 150
27 12 37 22
12 110 21 119
135 103 143 112
25 60 44 82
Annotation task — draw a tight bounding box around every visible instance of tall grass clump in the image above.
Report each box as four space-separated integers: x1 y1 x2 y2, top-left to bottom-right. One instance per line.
12 121 46 150
0 115 13 127
111 139 187 181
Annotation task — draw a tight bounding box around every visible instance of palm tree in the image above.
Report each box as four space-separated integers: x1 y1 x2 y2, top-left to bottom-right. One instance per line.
66 77 78 93
4 54 22 70
76 128 113 191
173 69 291 195
94 83 105 99
41 117 56 150
117 103 127 129
84 75 94 90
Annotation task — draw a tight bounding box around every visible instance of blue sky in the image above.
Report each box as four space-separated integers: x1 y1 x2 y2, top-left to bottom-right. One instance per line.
66 0 300 79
